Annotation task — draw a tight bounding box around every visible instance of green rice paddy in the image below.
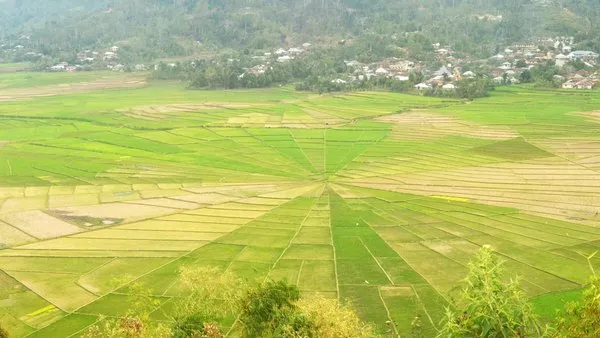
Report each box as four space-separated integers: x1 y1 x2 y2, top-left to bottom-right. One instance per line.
1 72 600 336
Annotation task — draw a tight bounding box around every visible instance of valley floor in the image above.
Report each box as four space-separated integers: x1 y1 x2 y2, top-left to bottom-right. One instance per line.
0 72 599 336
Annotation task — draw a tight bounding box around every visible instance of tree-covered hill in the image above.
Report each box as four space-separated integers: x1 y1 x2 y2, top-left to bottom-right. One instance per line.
1 0 600 61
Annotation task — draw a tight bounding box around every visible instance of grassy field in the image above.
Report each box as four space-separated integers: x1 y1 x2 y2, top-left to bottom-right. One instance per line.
1 73 600 336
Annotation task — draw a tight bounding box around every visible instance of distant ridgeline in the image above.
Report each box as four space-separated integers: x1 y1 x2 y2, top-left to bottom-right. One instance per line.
1 0 600 62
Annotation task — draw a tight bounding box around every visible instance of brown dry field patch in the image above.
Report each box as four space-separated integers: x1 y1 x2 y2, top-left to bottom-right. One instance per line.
377 111 518 140
120 102 263 120
0 220 35 246
183 183 282 196
124 198 200 210
0 66 27 73
0 210 82 239
346 159 600 224
302 108 345 123
51 202 176 223
172 193 239 205
574 111 600 124
0 75 146 101
532 138 600 167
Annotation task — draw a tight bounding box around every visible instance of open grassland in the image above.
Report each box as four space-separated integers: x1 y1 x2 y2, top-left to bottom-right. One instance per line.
1 78 600 336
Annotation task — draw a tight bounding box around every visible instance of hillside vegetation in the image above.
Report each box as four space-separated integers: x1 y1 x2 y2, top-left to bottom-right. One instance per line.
2 0 600 61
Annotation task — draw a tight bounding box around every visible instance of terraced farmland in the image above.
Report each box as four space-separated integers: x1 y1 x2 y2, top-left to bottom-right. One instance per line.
1 75 600 337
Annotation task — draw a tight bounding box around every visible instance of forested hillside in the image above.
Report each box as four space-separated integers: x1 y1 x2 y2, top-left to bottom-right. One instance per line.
2 0 600 61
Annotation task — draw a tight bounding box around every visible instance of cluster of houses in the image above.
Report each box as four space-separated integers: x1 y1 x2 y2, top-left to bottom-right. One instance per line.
560 70 600 90
73 45 121 64
240 43 312 78
341 58 418 83
329 37 600 91
488 39 599 89
2 33 600 91
47 45 148 73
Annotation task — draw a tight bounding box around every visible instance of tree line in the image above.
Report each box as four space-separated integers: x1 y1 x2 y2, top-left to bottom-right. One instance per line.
151 49 491 100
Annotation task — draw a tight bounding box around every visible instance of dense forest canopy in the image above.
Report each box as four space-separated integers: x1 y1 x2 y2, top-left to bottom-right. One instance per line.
2 0 600 61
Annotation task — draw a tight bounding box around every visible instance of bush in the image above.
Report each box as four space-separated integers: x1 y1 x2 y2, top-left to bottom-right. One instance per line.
80 283 171 338
554 253 600 338
0 324 8 338
171 313 213 338
239 280 313 337
296 297 376 338
175 266 247 320
438 247 544 337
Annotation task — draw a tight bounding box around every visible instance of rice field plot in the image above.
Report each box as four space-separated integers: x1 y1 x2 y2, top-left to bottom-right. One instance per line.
3 81 600 336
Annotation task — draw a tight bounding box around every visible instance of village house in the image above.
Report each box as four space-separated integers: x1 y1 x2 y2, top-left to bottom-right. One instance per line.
103 51 117 60
475 14 503 22
433 66 452 78
389 61 414 72
375 67 389 76
414 83 432 91
50 64 66 72
575 79 594 90
512 44 538 54
493 76 504 84
288 47 303 55
277 55 292 63
555 54 569 68
442 83 456 90
562 80 576 89
462 71 476 79
344 60 361 68
244 64 268 76
568 51 599 61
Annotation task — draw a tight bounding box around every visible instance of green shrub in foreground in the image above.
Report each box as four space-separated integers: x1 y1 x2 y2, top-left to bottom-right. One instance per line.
0 324 8 338
438 247 544 337
554 253 600 338
239 280 312 337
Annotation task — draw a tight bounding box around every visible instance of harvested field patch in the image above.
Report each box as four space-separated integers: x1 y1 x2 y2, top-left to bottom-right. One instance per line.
172 193 239 204
1 211 82 239
20 237 206 251
377 112 517 140
118 219 238 233
50 202 176 224
119 103 260 120
0 75 146 102
0 221 35 247
124 198 200 209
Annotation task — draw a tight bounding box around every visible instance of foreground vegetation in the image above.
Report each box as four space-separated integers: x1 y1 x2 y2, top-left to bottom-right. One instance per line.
3 248 596 337
0 72 600 336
